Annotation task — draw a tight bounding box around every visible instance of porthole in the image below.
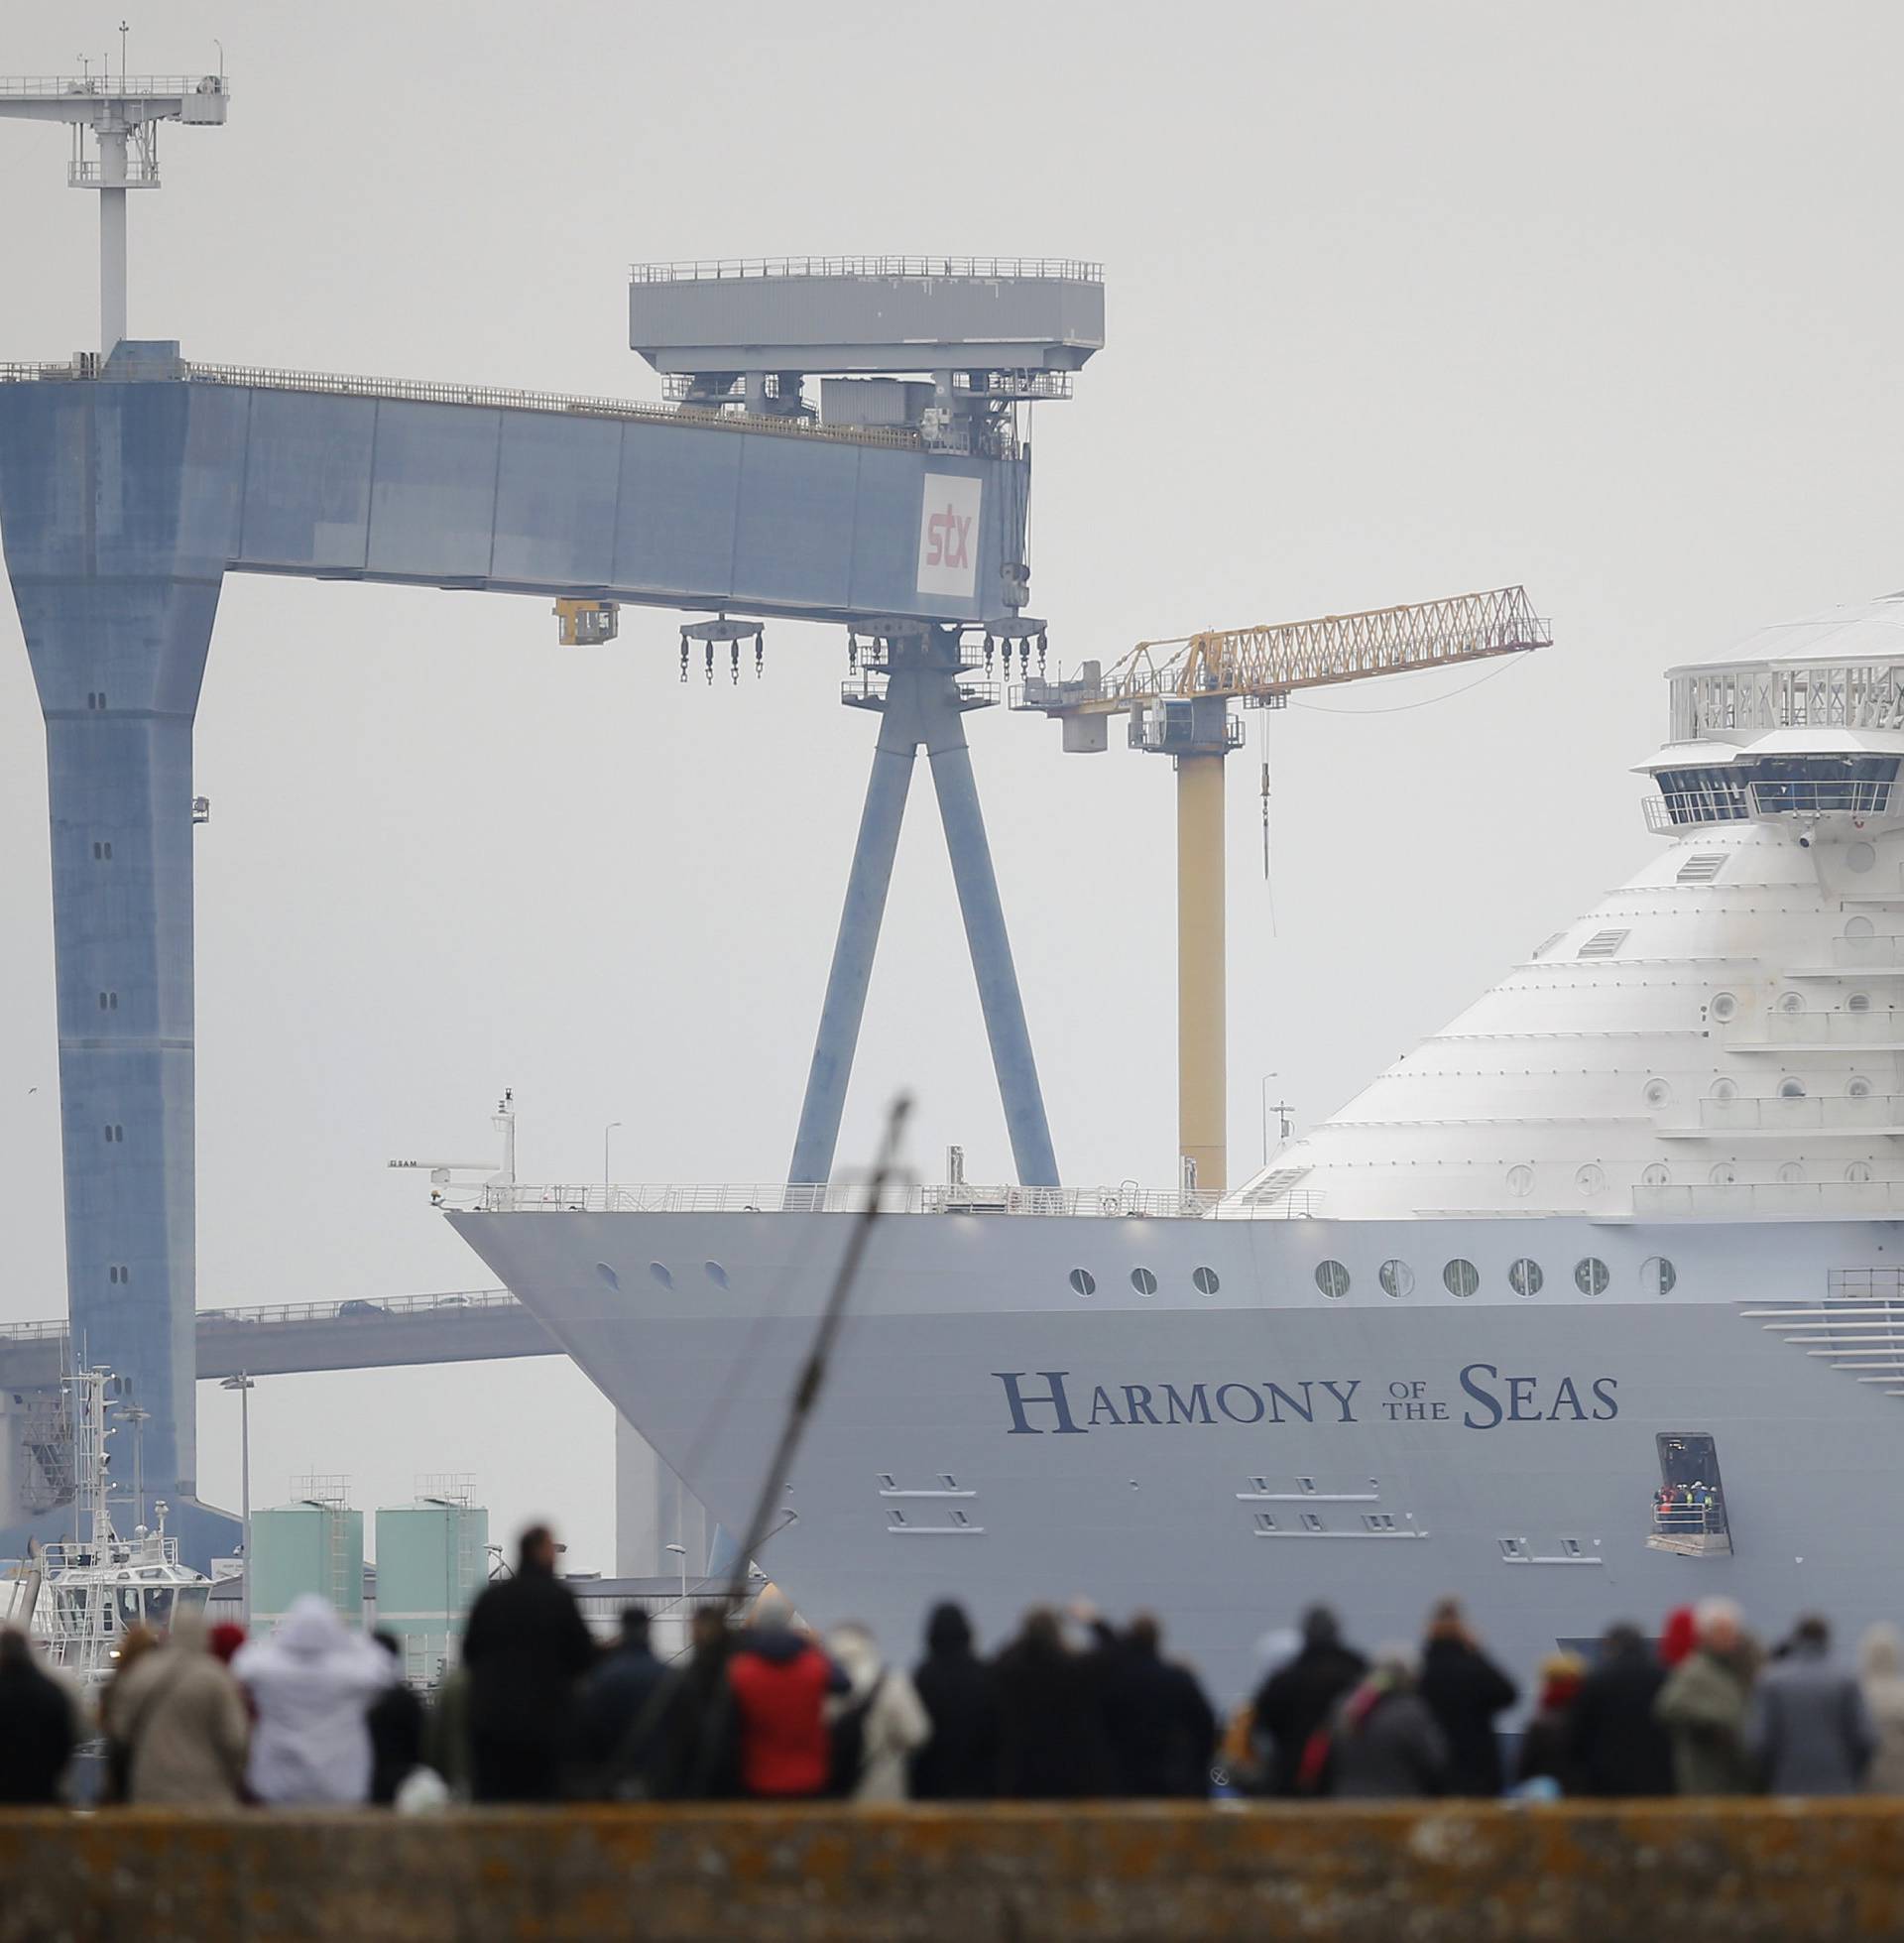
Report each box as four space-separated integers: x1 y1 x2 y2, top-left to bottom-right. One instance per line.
703 1261 730 1289
1574 1257 1610 1296
1710 1078 1738 1102
1777 1078 1807 1100
1778 992 1805 1015
1710 992 1738 1022
1641 1162 1671 1188
1575 1163 1606 1195
1847 841 1877 874
1314 1260 1351 1299
1709 1161 1737 1188
1640 1256 1677 1297
1377 1259 1414 1299
594 1262 620 1291
1192 1266 1221 1295
1505 1164 1534 1198
1847 1160 1876 1185
1642 1079 1672 1109
1846 915 1877 939
1443 1259 1480 1298
1849 1076 1874 1099
1068 1268 1097 1297
1776 1161 1806 1185
1849 992 1873 1013
1130 1268 1158 1296
649 1262 674 1289
1507 1258 1543 1298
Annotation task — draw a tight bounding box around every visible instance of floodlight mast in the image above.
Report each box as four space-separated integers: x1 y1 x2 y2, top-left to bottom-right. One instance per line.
0 61 229 354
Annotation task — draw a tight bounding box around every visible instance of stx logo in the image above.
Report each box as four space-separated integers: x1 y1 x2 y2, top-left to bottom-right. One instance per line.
924 504 972 570
916 474 983 599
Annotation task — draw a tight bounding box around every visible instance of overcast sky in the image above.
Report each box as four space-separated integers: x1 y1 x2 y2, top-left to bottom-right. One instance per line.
4 2 1903 1569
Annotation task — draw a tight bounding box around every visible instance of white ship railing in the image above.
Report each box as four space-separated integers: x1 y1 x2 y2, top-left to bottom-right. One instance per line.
630 255 1103 284
1634 1179 1904 1217
1718 1011 1904 1050
478 1182 1321 1220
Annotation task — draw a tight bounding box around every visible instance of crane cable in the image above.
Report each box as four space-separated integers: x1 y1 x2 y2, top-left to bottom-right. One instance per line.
1286 649 1532 716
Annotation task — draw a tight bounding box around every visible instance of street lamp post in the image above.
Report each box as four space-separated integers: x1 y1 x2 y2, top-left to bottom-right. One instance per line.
603 1120 623 1191
220 1373 255 1627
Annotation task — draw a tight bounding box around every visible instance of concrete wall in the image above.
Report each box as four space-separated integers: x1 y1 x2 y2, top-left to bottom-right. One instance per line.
3 1803 1904 1942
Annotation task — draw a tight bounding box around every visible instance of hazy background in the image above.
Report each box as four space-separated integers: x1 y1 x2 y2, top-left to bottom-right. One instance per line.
2 2 1901 1567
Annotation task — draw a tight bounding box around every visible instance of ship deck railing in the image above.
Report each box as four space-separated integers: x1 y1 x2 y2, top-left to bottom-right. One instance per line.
477 1181 1322 1220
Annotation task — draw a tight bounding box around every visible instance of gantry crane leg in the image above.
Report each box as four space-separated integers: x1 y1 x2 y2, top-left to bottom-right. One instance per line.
1176 751 1228 1195
789 627 1059 1195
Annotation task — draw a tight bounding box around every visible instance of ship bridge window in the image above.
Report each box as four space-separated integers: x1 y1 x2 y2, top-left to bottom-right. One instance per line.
1648 1432 1732 1557
1745 754 1900 817
1655 766 1749 826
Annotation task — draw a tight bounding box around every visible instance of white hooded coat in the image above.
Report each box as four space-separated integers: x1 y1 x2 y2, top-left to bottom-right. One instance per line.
232 1595 398 1804
826 1625 931 1804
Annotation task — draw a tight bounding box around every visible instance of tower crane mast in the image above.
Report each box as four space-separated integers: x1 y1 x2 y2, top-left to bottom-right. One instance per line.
1014 586 1551 1197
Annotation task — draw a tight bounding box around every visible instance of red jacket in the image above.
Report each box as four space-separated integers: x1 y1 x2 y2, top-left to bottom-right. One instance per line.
726 1635 836 1797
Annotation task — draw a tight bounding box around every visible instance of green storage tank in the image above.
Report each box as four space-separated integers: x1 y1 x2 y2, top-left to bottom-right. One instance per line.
374 1490 489 1688
250 1481 365 1638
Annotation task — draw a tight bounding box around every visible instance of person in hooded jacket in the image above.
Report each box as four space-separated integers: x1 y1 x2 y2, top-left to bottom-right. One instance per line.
1748 1614 1872 1794
106 1609 250 1807
1567 1621 1674 1797
992 1607 1114 1799
460 1524 597 1802
232 1595 397 1805
1100 1614 1220 1799
1859 1623 1904 1794
826 1621 931 1802
909 1602 1000 1800
1250 1606 1368 1798
0 1627 77 1804
1323 1648 1448 1799
1417 1597 1517 1796
724 1592 845 1799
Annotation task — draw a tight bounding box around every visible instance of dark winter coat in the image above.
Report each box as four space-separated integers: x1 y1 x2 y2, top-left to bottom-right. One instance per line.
1568 1647 1674 1796
1101 1639 1220 1798
1515 1705 1584 1794
909 1607 1002 1800
1327 1689 1448 1798
576 1640 670 1796
1251 1641 1368 1796
1418 1638 1518 1796
460 1566 597 1801
992 1634 1114 1798
366 1679 426 1805
0 1653 76 1803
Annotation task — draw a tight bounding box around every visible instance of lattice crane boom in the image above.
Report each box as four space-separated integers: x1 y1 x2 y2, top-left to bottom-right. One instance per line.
1012 585 1551 1200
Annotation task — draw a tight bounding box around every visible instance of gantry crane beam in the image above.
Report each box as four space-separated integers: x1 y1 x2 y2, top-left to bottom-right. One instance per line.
1014 587 1551 1197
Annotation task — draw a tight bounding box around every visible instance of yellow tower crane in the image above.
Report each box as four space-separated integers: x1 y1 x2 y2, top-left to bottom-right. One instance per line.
1013 585 1551 1197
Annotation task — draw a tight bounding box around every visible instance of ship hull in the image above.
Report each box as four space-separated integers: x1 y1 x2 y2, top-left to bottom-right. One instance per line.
449 1207 1904 1702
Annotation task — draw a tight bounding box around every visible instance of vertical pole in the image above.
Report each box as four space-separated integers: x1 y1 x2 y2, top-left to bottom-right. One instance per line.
238 1379 251 1630
786 718 916 1192
921 649 1060 1188
1176 754 1228 1195
97 125 128 355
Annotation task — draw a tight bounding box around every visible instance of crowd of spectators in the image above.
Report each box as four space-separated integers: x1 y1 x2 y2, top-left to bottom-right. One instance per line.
1 1523 1897 1809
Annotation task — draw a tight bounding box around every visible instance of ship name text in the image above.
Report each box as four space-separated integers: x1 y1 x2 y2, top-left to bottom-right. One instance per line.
994 1366 1618 1434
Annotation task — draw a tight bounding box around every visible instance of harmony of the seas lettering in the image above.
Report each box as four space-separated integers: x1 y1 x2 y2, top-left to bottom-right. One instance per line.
994 1366 1618 1434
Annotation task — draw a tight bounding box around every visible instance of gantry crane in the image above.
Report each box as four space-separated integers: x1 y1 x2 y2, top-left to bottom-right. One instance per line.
1013 586 1551 1196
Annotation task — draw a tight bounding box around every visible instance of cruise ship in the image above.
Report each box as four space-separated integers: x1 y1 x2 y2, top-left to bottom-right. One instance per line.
450 597 1904 1699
